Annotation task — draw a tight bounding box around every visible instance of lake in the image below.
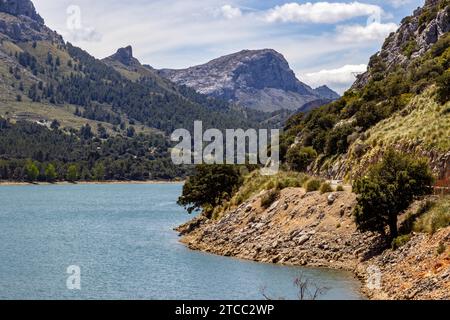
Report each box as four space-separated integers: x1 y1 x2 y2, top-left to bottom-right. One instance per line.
0 183 363 300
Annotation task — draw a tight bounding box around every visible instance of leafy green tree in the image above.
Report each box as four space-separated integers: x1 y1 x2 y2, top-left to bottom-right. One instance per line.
25 160 39 182
92 163 105 181
177 165 242 216
66 164 79 182
286 145 317 172
45 163 57 182
353 149 434 239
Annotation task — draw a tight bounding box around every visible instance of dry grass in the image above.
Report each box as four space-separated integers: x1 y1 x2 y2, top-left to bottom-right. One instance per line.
364 87 450 152
414 196 450 234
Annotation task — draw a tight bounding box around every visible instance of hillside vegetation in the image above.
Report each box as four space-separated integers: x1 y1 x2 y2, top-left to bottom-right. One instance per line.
280 1 449 180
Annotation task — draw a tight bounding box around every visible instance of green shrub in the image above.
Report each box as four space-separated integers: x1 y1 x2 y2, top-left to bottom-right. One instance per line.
336 185 345 192
304 179 322 192
261 189 280 209
436 70 450 105
391 234 411 250
320 182 333 194
413 197 450 234
286 145 317 172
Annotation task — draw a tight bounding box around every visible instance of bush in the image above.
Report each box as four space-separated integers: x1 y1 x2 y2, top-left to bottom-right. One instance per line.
413 197 450 234
286 145 317 172
336 185 345 192
320 182 333 194
436 70 450 105
305 179 322 192
261 189 280 209
391 234 411 250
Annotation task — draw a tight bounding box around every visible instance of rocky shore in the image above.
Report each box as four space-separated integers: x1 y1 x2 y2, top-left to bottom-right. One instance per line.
177 188 449 300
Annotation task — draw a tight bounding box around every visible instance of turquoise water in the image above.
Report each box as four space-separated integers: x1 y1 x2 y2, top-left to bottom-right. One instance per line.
0 183 363 300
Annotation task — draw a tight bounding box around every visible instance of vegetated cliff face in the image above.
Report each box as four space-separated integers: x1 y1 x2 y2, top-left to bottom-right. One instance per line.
354 0 450 88
0 0 44 24
0 0 61 42
159 49 339 112
178 187 450 300
281 0 449 181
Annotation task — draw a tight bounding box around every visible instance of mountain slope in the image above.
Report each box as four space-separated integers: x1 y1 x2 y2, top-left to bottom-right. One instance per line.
281 0 450 180
0 1 263 136
159 49 339 112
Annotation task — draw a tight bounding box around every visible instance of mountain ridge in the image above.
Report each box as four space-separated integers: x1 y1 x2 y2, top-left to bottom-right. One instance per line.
158 49 339 112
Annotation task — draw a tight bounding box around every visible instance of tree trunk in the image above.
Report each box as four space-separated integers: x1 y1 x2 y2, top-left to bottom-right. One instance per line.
388 215 398 240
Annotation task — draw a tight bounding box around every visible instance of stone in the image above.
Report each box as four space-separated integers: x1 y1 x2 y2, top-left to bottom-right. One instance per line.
327 193 337 205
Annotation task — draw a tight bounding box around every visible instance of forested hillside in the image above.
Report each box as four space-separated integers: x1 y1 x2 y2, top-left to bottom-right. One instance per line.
281 0 449 180
0 117 188 181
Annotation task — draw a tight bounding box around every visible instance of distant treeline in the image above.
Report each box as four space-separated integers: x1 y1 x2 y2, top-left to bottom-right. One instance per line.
0 118 190 182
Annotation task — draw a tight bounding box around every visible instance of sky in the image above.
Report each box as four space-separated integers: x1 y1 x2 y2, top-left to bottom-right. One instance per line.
32 0 424 94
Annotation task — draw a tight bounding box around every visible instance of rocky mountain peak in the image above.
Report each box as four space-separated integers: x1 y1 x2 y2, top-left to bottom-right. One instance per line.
158 49 339 112
0 0 44 24
108 45 139 67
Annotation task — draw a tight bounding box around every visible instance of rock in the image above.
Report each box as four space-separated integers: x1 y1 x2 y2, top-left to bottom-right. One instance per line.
0 0 44 24
297 234 311 245
268 200 279 212
327 193 337 205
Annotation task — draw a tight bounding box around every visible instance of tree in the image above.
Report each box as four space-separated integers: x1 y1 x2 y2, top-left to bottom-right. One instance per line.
66 164 79 182
286 145 317 172
45 163 57 182
80 124 93 140
92 163 105 181
126 126 135 137
25 160 39 182
177 165 242 215
50 119 60 130
353 149 434 239
97 124 108 139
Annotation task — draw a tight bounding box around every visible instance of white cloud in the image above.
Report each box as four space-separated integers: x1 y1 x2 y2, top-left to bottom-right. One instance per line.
66 27 102 42
266 1 383 24
302 64 367 94
336 22 398 42
388 0 412 8
221 5 242 19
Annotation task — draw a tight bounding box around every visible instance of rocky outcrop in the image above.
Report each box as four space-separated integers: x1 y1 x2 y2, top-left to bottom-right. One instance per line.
354 0 449 88
0 1 62 42
178 188 449 300
105 46 140 67
159 49 339 112
0 0 44 24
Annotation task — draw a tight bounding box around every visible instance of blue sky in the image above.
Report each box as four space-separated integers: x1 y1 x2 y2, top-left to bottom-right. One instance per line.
32 0 424 93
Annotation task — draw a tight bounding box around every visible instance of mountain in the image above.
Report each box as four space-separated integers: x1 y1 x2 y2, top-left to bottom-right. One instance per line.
0 0 273 182
0 0 263 135
159 49 339 112
281 0 449 180
354 0 449 89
